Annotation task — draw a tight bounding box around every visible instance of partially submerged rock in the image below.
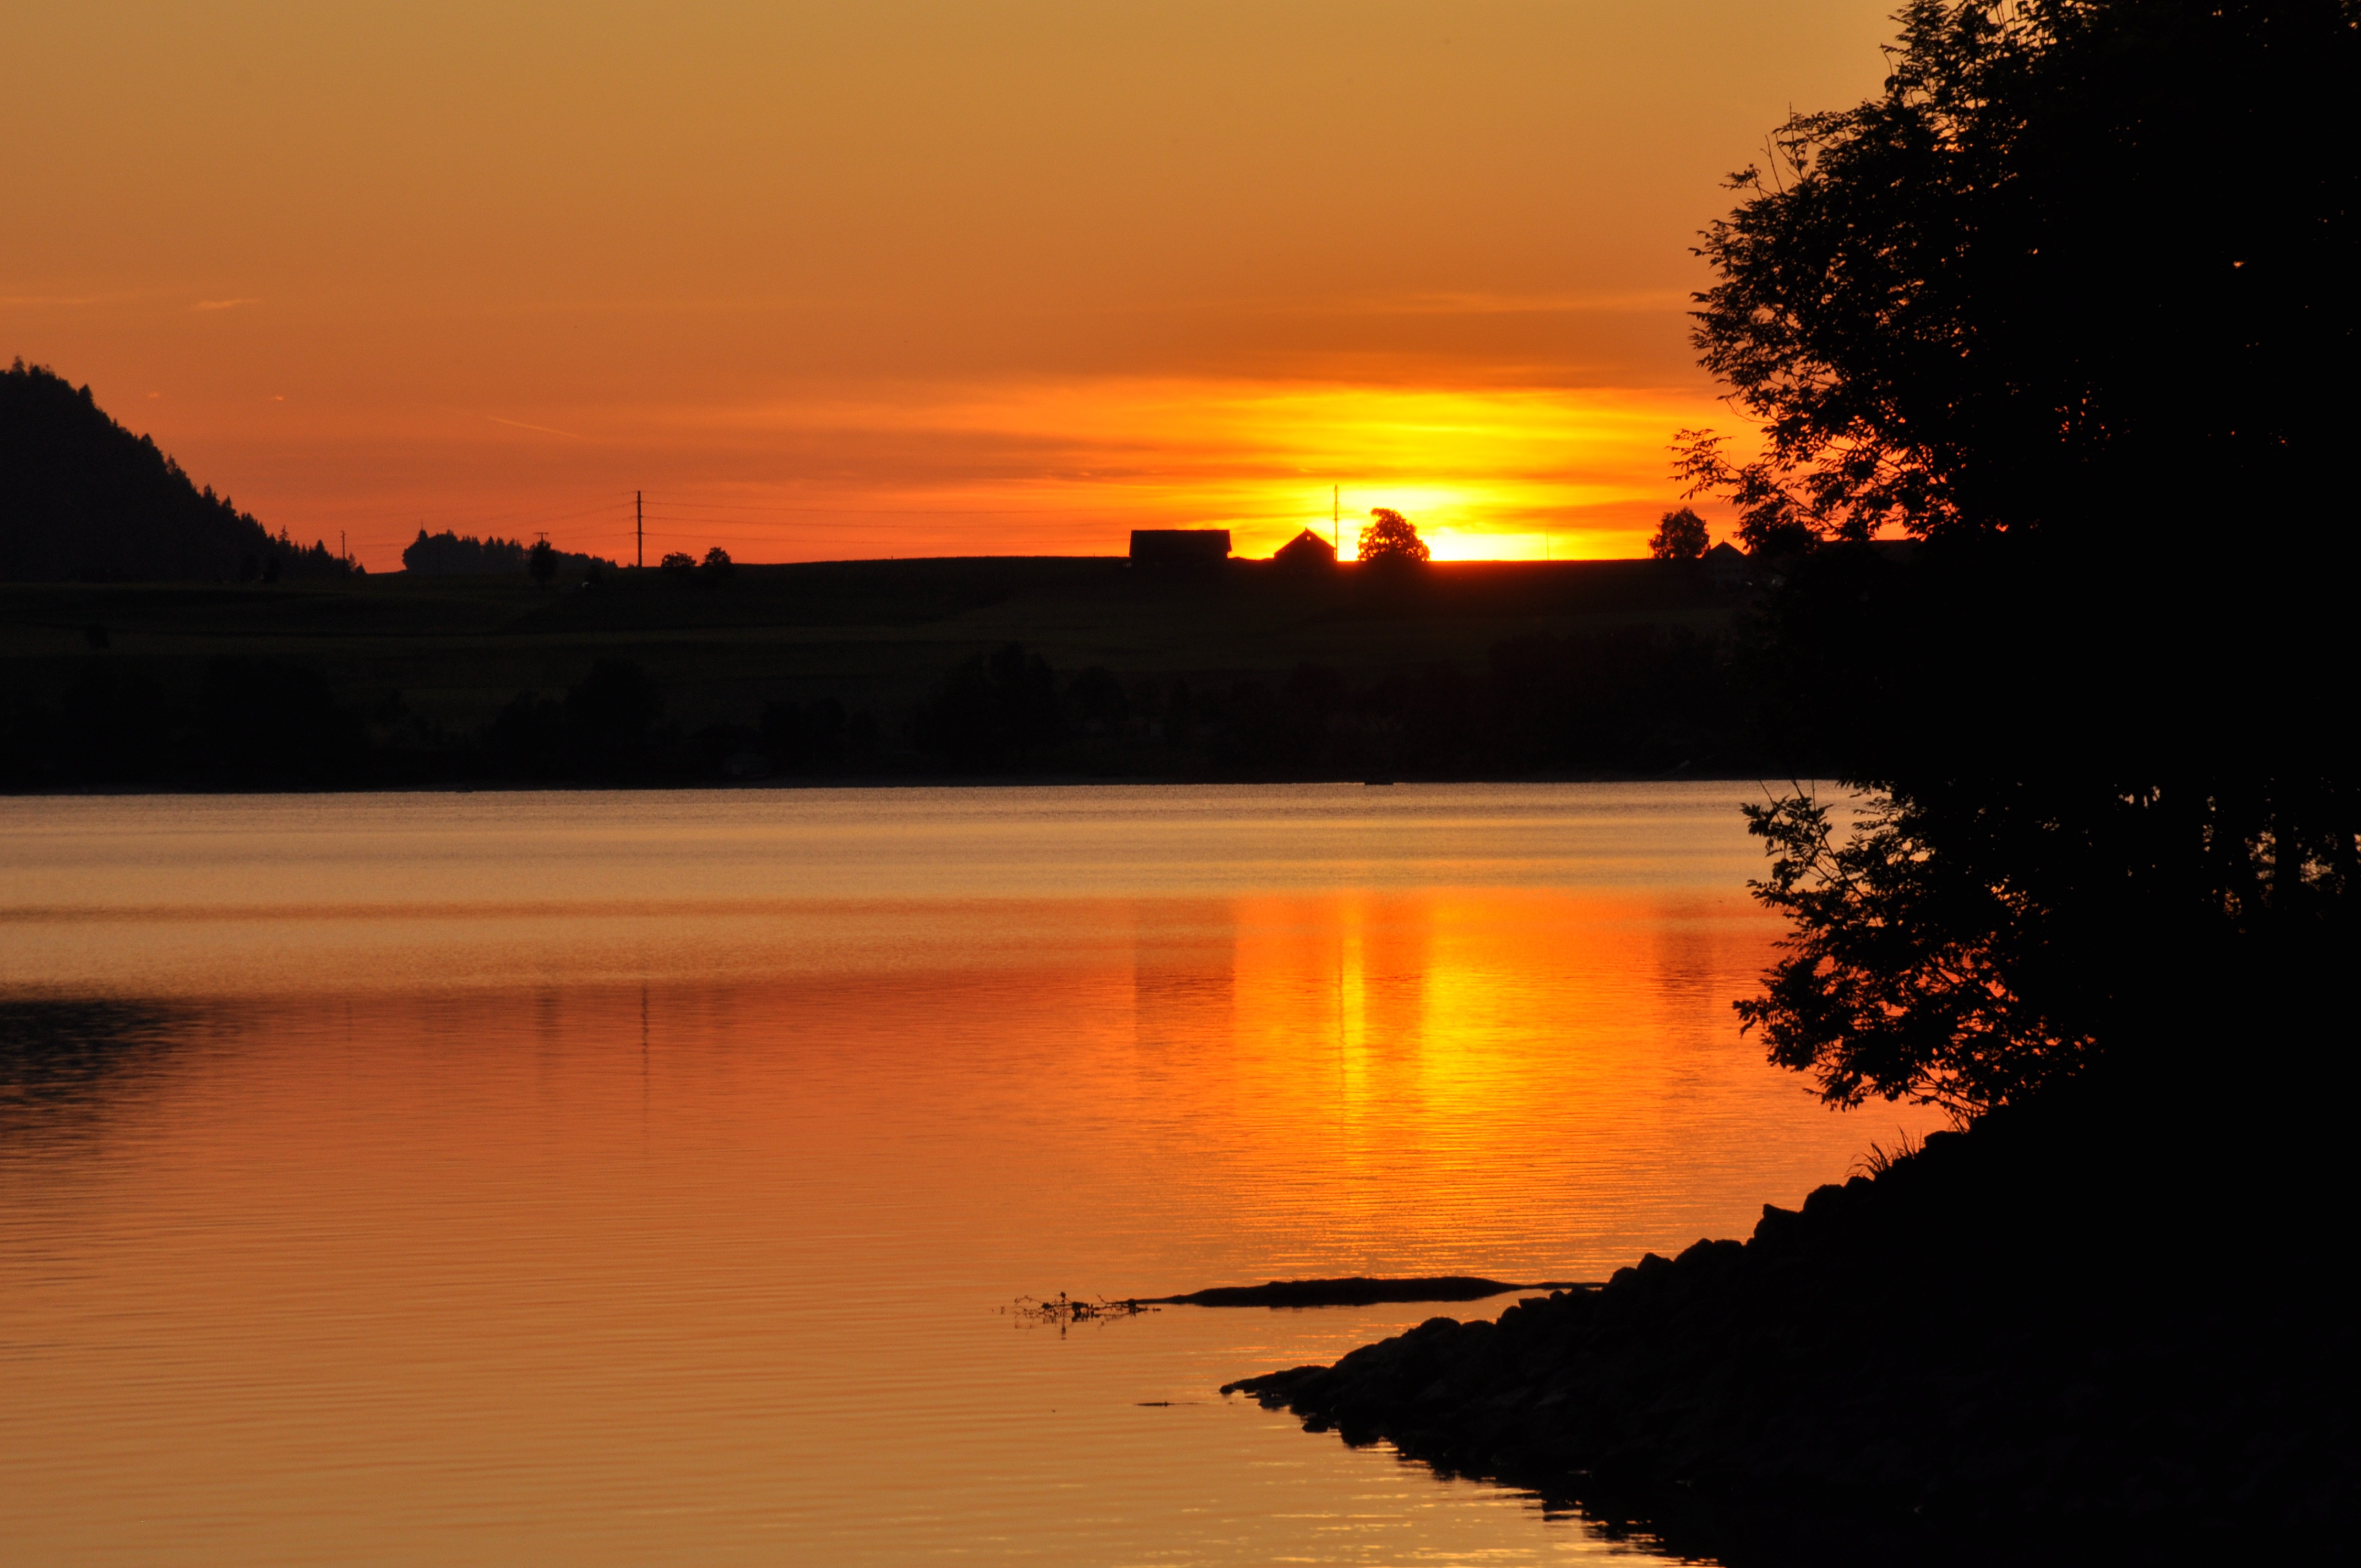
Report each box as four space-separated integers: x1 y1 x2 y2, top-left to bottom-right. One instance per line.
1151 1275 1586 1309
1224 1116 2357 1561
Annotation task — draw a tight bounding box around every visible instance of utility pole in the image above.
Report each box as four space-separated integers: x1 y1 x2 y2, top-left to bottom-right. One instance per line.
636 491 644 569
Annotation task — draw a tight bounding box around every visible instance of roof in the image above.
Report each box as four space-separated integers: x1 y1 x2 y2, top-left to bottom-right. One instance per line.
1129 529 1231 563
1274 528 1337 565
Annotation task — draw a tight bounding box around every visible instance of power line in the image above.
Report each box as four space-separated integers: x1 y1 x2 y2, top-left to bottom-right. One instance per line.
313 497 635 528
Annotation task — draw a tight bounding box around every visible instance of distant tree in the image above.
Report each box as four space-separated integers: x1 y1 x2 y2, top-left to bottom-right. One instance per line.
917 643 1063 767
659 551 697 576
700 546 735 580
527 539 557 584
191 656 361 782
1649 507 1711 562
1065 666 1128 735
563 659 665 765
402 528 534 575
759 696 851 771
1162 679 1196 746
1357 508 1429 564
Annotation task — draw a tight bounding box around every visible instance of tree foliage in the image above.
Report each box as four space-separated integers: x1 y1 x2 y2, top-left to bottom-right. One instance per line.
1694 2 2361 1113
1649 507 1710 562
1357 508 1429 564
1680 0 2358 554
404 527 607 578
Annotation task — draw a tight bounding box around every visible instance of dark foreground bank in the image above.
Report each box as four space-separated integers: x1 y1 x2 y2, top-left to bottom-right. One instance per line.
1224 1096 2356 1565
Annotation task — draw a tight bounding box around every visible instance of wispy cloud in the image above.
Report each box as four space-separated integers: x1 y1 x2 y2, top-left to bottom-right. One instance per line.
193 297 259 312
487 415 585 440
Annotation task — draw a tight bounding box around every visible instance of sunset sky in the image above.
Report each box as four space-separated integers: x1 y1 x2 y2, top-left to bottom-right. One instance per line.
3 3 1897 567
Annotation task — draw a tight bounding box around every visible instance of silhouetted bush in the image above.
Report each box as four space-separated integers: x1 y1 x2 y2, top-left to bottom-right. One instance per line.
916 643 1064 769
191 656 362 783
485 660 668 778
759 696 852 771
1065 667 1128 736
563 660 665 766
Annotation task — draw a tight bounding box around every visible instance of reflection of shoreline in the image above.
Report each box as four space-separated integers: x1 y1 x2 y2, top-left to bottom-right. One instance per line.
0 997 189 1125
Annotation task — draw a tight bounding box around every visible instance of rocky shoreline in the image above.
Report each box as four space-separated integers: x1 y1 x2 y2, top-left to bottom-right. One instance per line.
1223 1108 2354 1564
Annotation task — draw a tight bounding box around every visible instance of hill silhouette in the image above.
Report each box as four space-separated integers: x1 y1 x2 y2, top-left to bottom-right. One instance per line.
1 360 351 583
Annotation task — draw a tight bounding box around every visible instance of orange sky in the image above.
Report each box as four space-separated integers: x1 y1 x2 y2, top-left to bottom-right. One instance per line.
3 3 1896 567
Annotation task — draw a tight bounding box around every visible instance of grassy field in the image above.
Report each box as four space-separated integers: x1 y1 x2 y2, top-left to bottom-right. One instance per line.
1 556 1742 739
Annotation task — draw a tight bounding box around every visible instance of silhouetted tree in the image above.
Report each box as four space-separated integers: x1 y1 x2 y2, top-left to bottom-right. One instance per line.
659 551 696 576
1685 1 2361 1113
563 660 664 764
402 528 604 578
1679 0 2356 555
1357 508 1429 564
191 656 361 782
701 546 735 580
1162 680 1196 747
916 644 1063 767
1065 666 1128 735
415 528 527 573
1649 507 1710 562
760 696 851 770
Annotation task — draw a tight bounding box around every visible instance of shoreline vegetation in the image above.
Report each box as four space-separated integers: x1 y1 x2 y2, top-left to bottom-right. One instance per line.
0 554 1782 794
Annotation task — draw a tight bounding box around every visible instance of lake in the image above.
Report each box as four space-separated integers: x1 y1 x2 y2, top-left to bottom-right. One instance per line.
0 783 1942 1566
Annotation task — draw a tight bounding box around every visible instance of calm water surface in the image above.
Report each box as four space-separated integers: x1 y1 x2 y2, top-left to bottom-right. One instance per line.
1 783 1941 1566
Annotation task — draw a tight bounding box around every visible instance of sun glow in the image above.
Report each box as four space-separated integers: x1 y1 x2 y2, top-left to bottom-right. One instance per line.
162 374 1734 568
558 377 1736 565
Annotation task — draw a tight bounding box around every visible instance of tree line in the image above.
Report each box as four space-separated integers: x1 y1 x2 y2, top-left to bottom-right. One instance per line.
1 361 357 584
400 529 616 579
0 619 1765 791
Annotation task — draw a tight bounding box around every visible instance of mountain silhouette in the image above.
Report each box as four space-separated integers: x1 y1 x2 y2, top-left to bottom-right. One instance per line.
1 360 350 582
